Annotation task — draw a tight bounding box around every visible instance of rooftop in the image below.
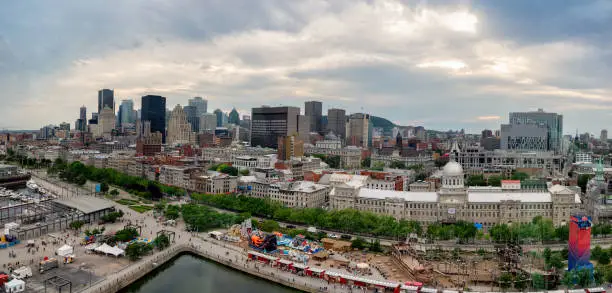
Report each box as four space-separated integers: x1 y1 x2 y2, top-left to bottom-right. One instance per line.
358 189 438 202
54 196 115 214
468 192 552 203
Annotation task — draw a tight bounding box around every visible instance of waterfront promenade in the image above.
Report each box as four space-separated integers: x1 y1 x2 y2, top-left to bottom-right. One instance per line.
27 173 612 293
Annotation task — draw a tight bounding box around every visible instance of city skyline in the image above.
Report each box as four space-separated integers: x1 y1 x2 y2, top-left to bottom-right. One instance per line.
1 1 611 132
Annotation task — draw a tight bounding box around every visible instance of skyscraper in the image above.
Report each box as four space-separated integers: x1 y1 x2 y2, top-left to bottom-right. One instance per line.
346 113 369 148
98 106 116 139
183 105 199 133
228 108 240 125
167 105 195 146
305 101 323 133
601 129 608 142
118 99 135 128
141 95 167 143
98 89 114 113
213 109 223 127
200 113 217 133
508 109 563 152
78 106 87 132
251 106 300 148
327 108 346 139
188 97 207 116
79 106 87 121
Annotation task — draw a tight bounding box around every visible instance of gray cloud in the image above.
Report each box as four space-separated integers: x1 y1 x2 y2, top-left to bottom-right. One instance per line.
0 0 610 134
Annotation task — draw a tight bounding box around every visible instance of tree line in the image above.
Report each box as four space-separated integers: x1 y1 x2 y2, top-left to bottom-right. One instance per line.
192 193 425 239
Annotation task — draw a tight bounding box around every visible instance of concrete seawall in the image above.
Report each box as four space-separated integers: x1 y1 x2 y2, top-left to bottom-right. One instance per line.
79 243 315 293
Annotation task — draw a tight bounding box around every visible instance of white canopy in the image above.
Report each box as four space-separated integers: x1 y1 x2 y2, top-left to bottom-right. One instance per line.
95 243 124 256
57 245 73 257
84 243 100 251
5 279 25 291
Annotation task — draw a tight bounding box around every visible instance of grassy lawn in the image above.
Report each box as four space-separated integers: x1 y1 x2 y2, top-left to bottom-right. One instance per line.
116 199 140 206
129 205 153 213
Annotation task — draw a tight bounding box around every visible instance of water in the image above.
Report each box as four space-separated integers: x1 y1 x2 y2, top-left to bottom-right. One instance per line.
119 253 302 293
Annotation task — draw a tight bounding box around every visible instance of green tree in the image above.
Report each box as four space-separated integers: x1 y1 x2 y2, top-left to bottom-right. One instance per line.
153 234 170 250
466 175 486 186
69 220 85 230
239 169 250 176
125 242 153 261
361 157 371 168
371 161 385 171
547 253 565 271
351 238 367 249
390 161 406 169
592 245 603 261
369 239 383 253
511 172 529 181
100 182 109 193
555 224 569 241
514 273 529 291
114 227 139 242
109 189 120 197
154 202 166 213
260 220 280 232
165 205 180 220
561 271 574 288
487 175 503 187
598 251 610 265
531 273 546 290
498 272 514 290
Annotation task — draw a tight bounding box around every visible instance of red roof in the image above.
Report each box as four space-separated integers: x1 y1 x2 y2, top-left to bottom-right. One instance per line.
501 180 521 183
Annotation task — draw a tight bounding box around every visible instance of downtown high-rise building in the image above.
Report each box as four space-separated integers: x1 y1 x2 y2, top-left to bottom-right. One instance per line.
117 99 135 128
98 89 114 113
506 108 563 152
251 106 300 148
167 104 195 146
305 101 323 134
200 113 217 133
80 106 87 121
183 105 199 133
76 106 87 132
141 95 167 143
228 108 240 125
601 129 608 142
346 113 369 148
327 108 346 139
188 97 207 116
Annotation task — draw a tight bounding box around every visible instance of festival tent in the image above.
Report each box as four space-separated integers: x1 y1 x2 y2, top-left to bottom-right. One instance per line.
84 243 101 251
5 279 25 292
56 245 73 257
95 243 125 257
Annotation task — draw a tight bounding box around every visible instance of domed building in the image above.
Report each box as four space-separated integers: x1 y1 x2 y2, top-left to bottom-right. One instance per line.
329 160 582 229
441 160 464 190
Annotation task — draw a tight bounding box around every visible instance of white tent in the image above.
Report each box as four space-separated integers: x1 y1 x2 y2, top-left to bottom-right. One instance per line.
95 243 124 257
56 245 73 257
84 243 100 251
5 279 25 292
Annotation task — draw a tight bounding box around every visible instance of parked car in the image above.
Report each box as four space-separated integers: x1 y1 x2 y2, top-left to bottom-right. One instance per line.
340 234 352 240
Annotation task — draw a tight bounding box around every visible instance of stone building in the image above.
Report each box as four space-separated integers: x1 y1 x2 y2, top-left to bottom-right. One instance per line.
167 105 196 146
330 160 582 228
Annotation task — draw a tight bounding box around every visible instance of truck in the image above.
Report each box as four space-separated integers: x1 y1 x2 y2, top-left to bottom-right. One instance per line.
11 267 32 279
39 258 58 273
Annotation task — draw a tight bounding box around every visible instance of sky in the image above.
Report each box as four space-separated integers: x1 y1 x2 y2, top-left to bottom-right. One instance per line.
1 0 611 133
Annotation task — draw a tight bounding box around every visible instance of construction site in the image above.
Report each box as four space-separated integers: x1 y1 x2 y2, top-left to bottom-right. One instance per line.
388 242 557 291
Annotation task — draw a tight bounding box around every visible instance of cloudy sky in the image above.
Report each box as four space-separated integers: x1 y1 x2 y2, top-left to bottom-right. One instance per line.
1 0 611 133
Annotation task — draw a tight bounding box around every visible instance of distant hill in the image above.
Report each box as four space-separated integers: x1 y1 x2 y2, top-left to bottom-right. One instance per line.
370 116 396 135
